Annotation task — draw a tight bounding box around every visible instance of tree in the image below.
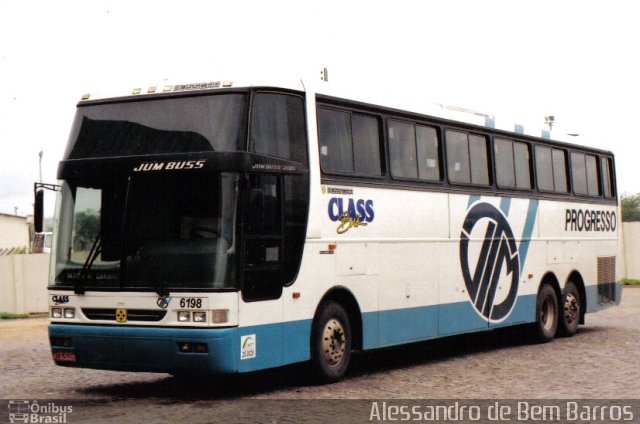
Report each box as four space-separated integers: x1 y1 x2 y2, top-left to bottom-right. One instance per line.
621 193 640 222
73 209 100 251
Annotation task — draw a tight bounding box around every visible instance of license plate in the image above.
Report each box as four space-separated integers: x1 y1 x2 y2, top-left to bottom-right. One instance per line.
52 351 77 363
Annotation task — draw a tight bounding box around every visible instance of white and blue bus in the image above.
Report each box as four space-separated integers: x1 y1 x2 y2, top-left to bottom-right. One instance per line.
40 78 620 382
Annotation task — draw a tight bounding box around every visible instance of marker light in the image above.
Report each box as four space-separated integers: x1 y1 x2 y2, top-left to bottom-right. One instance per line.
63 308 75 319
179 343 193 353
177 311 191 322
193 312 207 323
211 309 228 324
51 308 62 319
194 343 208 353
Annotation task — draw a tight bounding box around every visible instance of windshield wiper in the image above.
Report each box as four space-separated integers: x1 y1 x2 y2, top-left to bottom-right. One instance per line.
76 231 102 295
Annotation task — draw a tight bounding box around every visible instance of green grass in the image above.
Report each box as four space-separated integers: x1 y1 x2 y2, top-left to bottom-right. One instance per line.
0 312 48 320
622 278 640 285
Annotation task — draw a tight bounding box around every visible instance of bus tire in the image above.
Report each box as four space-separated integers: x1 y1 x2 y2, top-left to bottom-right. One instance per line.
558 281 581 337
533 284 558 343
311 301 352 383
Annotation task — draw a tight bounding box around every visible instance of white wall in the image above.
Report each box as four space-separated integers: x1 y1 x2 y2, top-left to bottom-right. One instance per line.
0 254 49 313
0 214 30 251
622 222 640 280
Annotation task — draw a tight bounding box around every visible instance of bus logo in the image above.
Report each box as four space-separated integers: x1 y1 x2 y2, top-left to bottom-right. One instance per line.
459 202 520 322
115 309 127 323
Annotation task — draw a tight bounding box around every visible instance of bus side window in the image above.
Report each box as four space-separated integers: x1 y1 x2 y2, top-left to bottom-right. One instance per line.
250 93 307 164
535 145 554 191
445 130 489 185
601 156 613 198
571 152 588 195
495 138 516 188
389 120 418 179
551 148 568 192
585 154 600 196
416 125 441 181
513 141 532 189
536 146 568 193
317 107 382 176
445 130 471 184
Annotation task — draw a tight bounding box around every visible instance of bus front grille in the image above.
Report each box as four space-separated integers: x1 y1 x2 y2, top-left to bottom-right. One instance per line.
597 256 617 303
82 308 167 322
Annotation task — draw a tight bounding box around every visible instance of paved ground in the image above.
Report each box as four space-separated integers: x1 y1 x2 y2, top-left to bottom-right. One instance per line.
1 287 638 423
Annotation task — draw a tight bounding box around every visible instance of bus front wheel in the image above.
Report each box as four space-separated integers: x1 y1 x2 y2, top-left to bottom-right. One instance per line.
533 284 558 343
311 301 352 383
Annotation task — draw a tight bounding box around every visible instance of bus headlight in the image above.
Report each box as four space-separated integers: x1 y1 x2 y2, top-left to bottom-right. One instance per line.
212 309 228 324
51 308 62 319
63 308 75 319
177 311 191 322
192 312 207 323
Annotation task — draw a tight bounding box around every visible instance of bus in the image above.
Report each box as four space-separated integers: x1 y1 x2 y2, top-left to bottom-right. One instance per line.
40 78 621 382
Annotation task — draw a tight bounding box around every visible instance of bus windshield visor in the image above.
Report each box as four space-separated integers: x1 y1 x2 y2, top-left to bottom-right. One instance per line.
64 93 247 159
53 172 239 291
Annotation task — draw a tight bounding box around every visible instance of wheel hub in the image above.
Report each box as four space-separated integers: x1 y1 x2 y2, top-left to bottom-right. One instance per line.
540 297 556 331
322 319 346 366
564 293 579 324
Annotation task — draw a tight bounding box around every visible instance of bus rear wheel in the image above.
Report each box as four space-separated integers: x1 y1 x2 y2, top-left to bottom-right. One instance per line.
558 281 581 337
311 301 352 383
533 284 558 343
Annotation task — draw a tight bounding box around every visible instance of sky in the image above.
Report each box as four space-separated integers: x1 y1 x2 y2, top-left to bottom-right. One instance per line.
1 0 639 217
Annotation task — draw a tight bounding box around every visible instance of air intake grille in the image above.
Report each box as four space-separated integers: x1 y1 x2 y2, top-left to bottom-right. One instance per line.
82 308 167 322
597 256 617 303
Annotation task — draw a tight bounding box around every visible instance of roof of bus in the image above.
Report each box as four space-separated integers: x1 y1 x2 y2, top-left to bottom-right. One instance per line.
78 77 608 154
77 77 306 103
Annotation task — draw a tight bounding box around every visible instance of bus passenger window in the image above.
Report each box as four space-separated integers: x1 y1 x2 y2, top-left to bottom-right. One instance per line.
552 149 568 192
352 115 382 176
585 154 600 196
389 120 418 179
513 141 532 189
416 125 440 181
469 135 489 185
535 146 554 191
571 152 588 195
317 108 353 173
536 146 568 193
601 157 613 198
495 138 515 188
317 107 382 176
445 130 471 184
446 130 488 185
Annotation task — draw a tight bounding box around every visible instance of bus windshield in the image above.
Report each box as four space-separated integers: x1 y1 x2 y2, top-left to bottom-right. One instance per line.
64 93 248 159
53 172 239 291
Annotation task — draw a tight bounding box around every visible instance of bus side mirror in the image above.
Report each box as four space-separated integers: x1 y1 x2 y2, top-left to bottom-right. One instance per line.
34 189 44 233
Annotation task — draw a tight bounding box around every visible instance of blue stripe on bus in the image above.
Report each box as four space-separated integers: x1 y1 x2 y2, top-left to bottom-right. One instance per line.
49 293 541 374
499 197 511 216
468 195 481 208
518 199 538 269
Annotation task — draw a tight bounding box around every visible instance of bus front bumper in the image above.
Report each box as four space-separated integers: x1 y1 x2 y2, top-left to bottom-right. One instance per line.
48 323 239 374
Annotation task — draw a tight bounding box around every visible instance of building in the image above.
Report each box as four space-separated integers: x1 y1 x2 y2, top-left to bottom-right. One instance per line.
0 213 30 255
